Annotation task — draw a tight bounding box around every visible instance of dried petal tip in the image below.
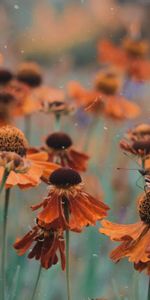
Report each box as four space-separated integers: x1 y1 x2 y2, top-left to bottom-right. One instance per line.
49 167 82 187
16 62 42 87
138 192 150 224
46 132 72 150
0 68 13 84
0 125 28 156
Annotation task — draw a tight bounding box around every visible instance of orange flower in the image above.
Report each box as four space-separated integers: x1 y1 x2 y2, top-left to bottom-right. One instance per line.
68 81 102 108
68 71 140 120
100 191 150 274
31 167 109 231
120 124 150 158
0 125 58 189
98 39 150 81
13 219 65 270
98 40 127 68
5 80 38 117
31 86 65 111
42 132 89 172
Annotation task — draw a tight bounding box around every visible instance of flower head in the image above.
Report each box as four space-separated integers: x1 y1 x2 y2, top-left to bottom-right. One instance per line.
94 72 121 95
0 125 28 156
16 62 42 88
0 125 58 189
0 68 14 85
100 191 150 274
98 39 150 81
13 219 65 270
123 38 149 58
31 167 109 231
120 124 150 158
68 76 140 120
44 132 89 172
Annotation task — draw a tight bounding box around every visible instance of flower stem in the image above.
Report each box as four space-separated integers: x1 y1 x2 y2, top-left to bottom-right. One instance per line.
1 188 10 300
0 169 9 194
30 265 42 300
66 228 71 300
54 114 61 131
65 204 71 300
25 114 31 142
147 277 150 300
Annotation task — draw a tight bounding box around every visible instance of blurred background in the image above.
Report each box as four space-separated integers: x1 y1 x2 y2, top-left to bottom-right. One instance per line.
0 0 150 299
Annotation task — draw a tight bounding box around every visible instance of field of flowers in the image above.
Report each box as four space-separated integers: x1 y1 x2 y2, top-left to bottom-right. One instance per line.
0 1 150 300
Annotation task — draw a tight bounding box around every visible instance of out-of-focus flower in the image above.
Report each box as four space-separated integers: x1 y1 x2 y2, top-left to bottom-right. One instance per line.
31 86 65 111
98 39 150 81
41 132 89 172
68 71 140 120
94 71 140 120
0 90 16 126
120 124 150 159
100 191 150 274
16 62 42 88
0 68 14 86
31 167 109 231
14 218 65 270
5 80 38 117
0 125 58 189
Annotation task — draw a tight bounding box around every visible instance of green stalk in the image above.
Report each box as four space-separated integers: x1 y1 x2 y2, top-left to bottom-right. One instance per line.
1 188 11 300
147 277 150 300
25 114 31 142
65 203 71 300
0 169 10 194
54 114 61 131
30 266 42 300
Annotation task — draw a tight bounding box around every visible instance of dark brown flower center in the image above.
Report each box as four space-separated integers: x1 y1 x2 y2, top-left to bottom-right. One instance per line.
16 71 42 87
95 74 119 95
138 192 150 224
0 125 28 156
123 39 148 58
49 167 82 187
0 69 13 85
46 132 72 150
132 141 150 154
0 91 15 104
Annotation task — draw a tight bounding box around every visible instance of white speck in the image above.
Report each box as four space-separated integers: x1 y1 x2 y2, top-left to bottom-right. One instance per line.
14 4 19 9
75 123 78 127
92 253 98 257
110 7 114 11
104 126 108 130
20 50 24 54
4 45 7 49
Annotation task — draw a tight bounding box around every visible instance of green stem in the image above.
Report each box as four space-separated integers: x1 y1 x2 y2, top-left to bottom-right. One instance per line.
54 114 61 131
141 158 146 189
1 188 10 300
0 169 10 194
30 266 42 300
147 277 150 300
65 204 71 300
25 114 31 142
83 118 99 152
